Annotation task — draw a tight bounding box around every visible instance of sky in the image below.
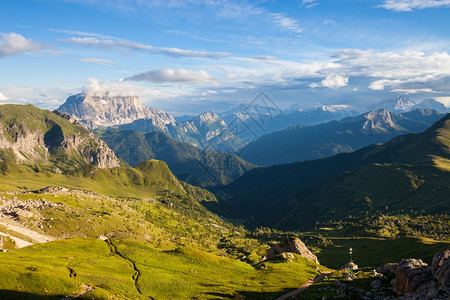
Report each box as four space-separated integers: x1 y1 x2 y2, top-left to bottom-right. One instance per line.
1 0 450 115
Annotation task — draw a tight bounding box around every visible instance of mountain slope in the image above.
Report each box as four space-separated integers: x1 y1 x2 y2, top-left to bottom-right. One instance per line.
96 129 255 186
0 105 322 299
0 104 120 172
412 98 449 112
57 93 175 129
220 103 365 145
121 111 245 153
241 108 443 166
213 113 450 229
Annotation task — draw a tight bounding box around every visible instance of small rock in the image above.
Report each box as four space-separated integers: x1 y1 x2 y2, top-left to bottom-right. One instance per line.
370 279 382 291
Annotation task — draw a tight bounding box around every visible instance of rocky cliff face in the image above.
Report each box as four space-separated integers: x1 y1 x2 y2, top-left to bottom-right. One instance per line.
121 111 245 153
363 109 397 130
0 105 120 171
392 248 450 299
58 93 175 129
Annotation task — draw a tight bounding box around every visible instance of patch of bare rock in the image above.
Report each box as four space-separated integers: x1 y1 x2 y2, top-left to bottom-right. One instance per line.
266 237 319 264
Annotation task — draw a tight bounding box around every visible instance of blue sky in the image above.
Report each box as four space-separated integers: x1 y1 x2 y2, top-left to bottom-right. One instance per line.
1 0 450 115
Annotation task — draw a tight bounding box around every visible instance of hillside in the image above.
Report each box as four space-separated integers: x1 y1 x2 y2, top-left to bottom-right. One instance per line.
96 129 255 186
0 104 325 299
213 113 450 229
241 108 444 166
0 104 120 172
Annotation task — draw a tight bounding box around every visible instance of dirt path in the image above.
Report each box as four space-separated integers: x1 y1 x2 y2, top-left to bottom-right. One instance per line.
276 271 334 300
0 219 54 248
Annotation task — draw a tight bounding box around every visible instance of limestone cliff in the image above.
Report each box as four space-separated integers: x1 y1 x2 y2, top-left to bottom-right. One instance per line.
0 104 120 171
58 93 175 129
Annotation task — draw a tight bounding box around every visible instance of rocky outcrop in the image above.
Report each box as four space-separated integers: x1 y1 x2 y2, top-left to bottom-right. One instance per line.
432 248 450 288
391 248 450 299
363 109 398 130
0 104 120 170
266 237 319 264
393 258 433 296
58 93 175 129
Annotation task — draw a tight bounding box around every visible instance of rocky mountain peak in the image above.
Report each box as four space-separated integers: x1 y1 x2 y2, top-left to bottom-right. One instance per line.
371 95 415 112
363 109 396 129
57 93 175 129
197 111 220 123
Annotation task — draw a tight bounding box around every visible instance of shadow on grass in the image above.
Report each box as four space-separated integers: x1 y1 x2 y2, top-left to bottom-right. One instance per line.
205 288 295 300
0 290 64 300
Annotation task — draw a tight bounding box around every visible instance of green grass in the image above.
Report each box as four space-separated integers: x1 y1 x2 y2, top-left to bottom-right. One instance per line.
0 238 321 299
316 236 449 269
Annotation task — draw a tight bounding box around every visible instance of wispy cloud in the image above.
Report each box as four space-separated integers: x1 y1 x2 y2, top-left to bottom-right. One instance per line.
380 0 450 12
61 36 230 58
77 57 114 65
0 32 42 57
302 0 319 8
124 68 217 85
269 13 302 34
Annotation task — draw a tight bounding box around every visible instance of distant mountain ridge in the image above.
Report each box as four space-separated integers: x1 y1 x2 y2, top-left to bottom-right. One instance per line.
57 93 449 154
241 108 444 166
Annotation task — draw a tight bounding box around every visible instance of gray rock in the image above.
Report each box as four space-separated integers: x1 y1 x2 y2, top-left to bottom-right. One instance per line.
432 247 450 288
370 279 382 291
266 237 319 264
393 258 432 296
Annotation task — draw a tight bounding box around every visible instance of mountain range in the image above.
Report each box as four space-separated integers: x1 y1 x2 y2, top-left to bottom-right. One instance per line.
57 93 449 155
212 113 450 229
240 108 444 166
96 129 255 186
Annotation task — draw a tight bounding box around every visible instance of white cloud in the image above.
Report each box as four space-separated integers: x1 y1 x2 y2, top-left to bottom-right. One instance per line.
0 32 42 57
269 13 302 34
61 37 229 58
380 0 450 11
77 58 114 65
0 92 8 101
80 77 201 109
124 68 218 85
310 74 349 89
434 97 450 107
321 74 349 88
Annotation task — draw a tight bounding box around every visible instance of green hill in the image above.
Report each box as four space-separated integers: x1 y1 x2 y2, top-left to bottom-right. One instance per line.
0 104 322 299
0 104 120 173
213 113 450 229
96 129 255 187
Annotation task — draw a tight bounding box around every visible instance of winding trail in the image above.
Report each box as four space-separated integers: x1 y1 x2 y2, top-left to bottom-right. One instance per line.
105 239 154 299
276 271 334 300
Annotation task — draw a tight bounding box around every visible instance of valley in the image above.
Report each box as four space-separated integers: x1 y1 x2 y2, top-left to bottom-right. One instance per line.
0 97 448 299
